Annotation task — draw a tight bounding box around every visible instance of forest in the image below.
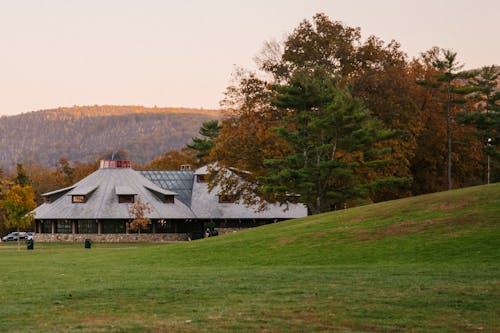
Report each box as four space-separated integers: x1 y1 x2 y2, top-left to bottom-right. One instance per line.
0 105 219 171
0 13 498 233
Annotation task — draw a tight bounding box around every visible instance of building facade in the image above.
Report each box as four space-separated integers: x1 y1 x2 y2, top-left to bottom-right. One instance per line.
33 155 307 242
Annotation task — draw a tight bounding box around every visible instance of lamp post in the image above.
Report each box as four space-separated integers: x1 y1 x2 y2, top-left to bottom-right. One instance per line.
487 138 492 184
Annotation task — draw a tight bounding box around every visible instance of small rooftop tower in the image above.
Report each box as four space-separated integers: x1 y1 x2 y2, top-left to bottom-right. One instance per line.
99 152 131 169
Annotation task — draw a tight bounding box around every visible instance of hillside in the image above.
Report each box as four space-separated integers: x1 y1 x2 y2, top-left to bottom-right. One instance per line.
0 105 220 170
171 182 499 266
0 184 498 332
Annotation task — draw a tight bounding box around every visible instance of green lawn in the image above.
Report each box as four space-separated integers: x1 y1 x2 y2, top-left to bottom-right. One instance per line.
0 184 499 332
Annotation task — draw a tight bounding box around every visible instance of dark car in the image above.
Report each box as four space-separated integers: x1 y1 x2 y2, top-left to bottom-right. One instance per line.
2 232 27 242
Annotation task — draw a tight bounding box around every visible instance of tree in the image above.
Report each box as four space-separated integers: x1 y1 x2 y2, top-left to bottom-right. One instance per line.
212 13 416 211
263 70 401 214
213 69 288 176
55 157 75 186
140 149 196 171
15 164 31 186
257 13 361 81
128 196 152 234
0 170 14 238
351 37 420 200
186 120 221 166
1 185 36 250
460 66 500 183
418 48 476 190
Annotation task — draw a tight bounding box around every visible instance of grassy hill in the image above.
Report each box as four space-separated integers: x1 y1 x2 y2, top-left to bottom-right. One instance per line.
0 184 498 332
0 105 220 170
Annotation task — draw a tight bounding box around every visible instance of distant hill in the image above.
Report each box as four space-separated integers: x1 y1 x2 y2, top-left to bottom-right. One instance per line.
0 105 220 170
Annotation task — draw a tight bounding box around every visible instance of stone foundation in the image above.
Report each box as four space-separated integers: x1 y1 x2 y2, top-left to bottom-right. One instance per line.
34 233 189 243
217 227 244 235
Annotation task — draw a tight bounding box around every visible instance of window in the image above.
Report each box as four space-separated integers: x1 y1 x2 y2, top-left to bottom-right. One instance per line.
56 221 72 233
78 220 98 233
41 221 52 233
155 220 176 233
102 220 126 234
163 195 175 204
118 195 135 203
72 195 86 203
196 174 207 183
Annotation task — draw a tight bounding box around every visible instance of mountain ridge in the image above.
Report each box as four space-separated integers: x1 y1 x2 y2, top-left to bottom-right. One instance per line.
0 105 221 171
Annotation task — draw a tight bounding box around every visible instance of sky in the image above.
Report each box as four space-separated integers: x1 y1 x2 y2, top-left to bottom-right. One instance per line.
0 0 498 116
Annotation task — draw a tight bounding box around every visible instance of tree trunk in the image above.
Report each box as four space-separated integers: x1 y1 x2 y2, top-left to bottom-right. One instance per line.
17 225 20 252
447 81 452 190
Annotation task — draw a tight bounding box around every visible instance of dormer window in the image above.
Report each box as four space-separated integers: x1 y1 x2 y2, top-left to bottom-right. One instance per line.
42 186 76 203
196 174 207 183
69 185 98 204
72 195 86 203
118 195 135 203
144 185 177 204
162 195 175 204
116 186 137 203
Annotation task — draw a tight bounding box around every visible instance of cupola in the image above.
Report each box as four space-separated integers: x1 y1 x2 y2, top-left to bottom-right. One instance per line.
99 152 131 169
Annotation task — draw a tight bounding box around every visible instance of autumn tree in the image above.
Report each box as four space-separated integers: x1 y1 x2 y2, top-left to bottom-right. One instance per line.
211 13 414 210
213 69 288 176
256 13 362 82
140 148 196 171
417 48 478 190
460 65 500 183
55 157 75 186
0 169 14 237
128 196 152 234
1 185 36 250
15 164 31 186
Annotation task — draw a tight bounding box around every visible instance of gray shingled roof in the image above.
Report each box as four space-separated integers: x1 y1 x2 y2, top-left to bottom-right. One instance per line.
34 166 307 221
34 168 195 220
190 173 308 219
139 171 194 206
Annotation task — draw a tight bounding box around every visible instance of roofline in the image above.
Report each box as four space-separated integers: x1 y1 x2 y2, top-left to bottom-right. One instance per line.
42 186 76 197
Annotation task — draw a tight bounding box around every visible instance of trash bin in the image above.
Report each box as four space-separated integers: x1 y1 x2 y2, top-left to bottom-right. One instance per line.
84 239 92 249
26 239 34 250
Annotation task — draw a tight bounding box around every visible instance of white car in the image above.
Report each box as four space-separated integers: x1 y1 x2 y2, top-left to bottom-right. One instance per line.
2 232 27 242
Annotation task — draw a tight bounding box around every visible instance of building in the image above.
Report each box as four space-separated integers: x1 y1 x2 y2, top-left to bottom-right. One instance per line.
33 154 307 242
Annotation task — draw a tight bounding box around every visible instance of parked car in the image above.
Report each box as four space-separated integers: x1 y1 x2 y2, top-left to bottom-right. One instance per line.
2 232 27 242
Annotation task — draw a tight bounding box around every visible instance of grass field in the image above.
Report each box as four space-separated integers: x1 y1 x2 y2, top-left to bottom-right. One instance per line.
0 184 499 332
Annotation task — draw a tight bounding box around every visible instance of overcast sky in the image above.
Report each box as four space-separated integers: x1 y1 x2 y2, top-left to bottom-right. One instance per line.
0 0 498 116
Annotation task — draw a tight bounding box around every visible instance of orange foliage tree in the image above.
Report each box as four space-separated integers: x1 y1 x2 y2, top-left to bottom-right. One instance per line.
128 196 152 234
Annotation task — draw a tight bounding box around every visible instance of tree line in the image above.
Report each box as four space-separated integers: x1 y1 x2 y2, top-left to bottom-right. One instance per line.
0 13 498 233
192 13 499 214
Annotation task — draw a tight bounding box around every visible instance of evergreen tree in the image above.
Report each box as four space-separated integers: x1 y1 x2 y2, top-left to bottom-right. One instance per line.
187 120 221 165
461 65 500 183
263 71 399 214
418 48 476 190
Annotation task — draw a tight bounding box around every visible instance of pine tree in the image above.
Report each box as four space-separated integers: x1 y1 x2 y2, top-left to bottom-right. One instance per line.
263 70 399 214
187 120 221 165
461 65 500 183
418 48 476 190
